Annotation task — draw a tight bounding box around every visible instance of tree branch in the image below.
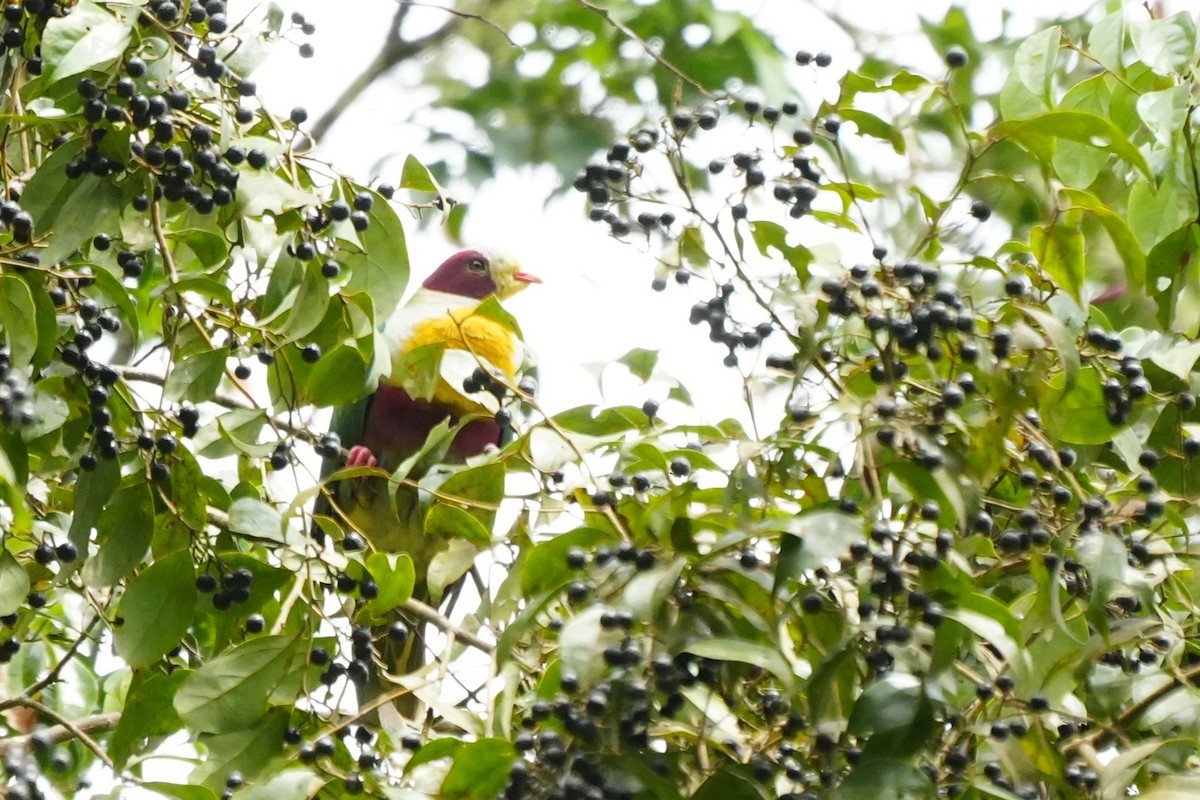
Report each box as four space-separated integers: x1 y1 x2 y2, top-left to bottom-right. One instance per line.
0 705 119 766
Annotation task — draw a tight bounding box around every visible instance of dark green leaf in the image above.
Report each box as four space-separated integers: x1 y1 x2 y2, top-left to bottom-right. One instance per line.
174 635 298 733
0 548 30 617
113 550 197 667
111 669 189 768
164 349 227 403
341 189 410 321
68 455 120 553
404 737 464 774
684 638 794 688
0 275 37 370
441 738 518 800
692 766 764 800
87 483 154 585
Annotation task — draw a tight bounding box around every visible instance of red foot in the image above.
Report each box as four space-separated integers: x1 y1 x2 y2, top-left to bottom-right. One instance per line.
346 445 378 468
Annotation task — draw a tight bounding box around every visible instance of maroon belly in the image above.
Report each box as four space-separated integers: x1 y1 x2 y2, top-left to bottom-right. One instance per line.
362 383 502 465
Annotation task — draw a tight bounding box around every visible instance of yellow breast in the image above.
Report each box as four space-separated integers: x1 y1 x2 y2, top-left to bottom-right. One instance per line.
404 308 519 415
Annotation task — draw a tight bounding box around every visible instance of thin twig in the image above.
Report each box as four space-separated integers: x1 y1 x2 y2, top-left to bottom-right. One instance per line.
577 0 716 100
12 619 99 703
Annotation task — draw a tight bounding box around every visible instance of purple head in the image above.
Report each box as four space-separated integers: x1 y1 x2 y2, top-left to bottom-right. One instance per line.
421 250 541 300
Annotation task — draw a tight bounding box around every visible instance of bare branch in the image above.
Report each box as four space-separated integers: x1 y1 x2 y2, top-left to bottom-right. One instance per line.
0 704 119 767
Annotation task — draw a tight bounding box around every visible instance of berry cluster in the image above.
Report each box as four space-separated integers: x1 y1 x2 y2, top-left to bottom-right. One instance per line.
0 348 34 427
195 565 254 611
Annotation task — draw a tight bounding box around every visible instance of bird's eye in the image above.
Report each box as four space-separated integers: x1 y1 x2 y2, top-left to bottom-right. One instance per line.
467 258 487 275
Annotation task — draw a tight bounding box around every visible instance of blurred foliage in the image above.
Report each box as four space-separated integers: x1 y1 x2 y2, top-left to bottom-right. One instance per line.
1 1 1200 800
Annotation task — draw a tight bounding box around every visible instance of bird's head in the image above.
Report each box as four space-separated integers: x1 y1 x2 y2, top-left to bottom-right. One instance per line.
422 250 541 300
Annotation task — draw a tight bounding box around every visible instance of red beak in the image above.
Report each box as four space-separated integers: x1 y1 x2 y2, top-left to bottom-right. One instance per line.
514 271 542 284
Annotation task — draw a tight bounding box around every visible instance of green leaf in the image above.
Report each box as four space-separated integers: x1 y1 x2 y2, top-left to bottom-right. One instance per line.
1039 367 1120 445
227 498 283 543
0 548 30 617
400 154 443 194
990 111 1151 180
847 673 923 737
87 483 155 585
68 456 120 553
1031 223 1084 304
1129 173 1197 252
446 202 468 243
756 509 863 572
1021 306 1080 394
1061 188 1145 291
1052 76 1110 188
276 262 332 342
235 170 318 216
692 767 765 800
341 189 410 321
113 550 198 667
164 349 226 403
404 737 464 774
169 447 209 531
425 504 492 547
237 770 324 800
174 635 297 734
441 739 518 800
684 638 794 689
521 527 616 596
1130 12 1197 75
394 340 446 402
362 552 415 621
0 275 37 370
835 760 935 800
191 712 288 790
1078 530 1128 637
140 783 218 800
111 669 188 768
306 343 372 407
553 405 648 436
839 108 905 153
195 409 272 459
471 294 523 337
25 276 59 371
1014 26 1060 102
616 347 658 382
1088 10 1126 74
748 221 812 280
1137 86 1188 150
41 0 133 81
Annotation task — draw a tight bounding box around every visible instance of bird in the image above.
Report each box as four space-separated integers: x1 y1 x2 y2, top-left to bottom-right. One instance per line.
311 248 539 712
